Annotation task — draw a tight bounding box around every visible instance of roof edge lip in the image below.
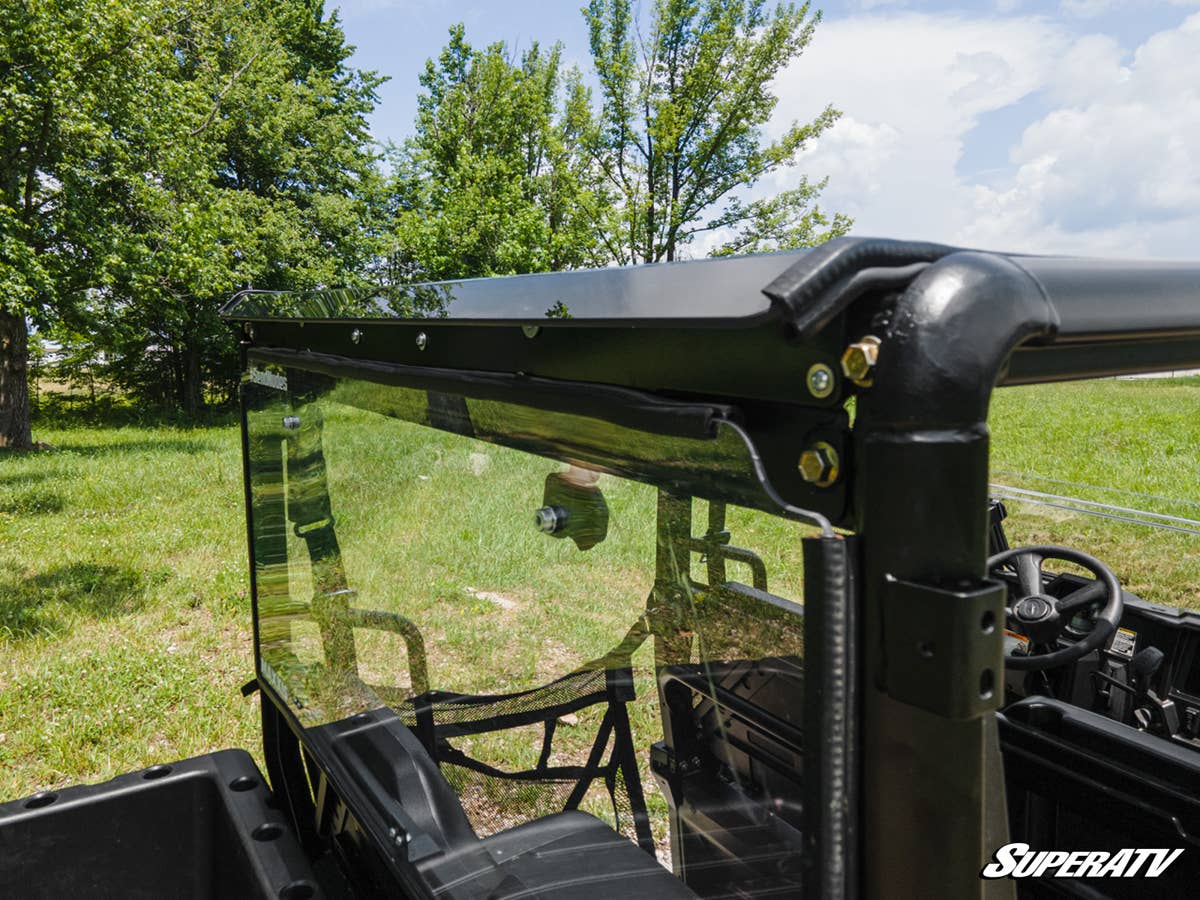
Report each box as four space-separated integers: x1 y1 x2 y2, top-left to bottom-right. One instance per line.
220 312 781 330
220 249 813 325
220 239 1200 342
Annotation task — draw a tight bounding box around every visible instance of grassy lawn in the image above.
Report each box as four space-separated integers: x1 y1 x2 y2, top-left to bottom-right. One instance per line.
990 377 1200 610
0 415 260 800
1 374 1197 809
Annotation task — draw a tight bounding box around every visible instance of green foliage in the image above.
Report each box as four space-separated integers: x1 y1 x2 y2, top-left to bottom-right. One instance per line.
91 0 386 413
1 2 159 317
385 26 605 281
4 0 852 438
583 0 851 262
0 2 187 445
2 0 384 427
390 3 850 278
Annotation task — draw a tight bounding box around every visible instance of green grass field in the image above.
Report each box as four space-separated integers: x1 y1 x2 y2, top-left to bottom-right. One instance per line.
0 417 261 800
2 375 1198 808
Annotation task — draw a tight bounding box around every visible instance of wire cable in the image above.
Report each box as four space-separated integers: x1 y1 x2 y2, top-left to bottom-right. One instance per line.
715 418 835 537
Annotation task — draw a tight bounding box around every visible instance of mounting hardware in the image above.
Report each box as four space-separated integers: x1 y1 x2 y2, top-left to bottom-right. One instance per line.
798 442 840 487
840 335 881 387
883 576 1006 720
350 328 363 344
801 441 840 489
806 362 835 399
415 332 428 351
534 505 569 534
522 325 541 339
282 416 300 431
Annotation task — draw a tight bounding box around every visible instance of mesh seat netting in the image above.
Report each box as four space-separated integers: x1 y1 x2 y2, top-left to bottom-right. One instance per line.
369 622 656 851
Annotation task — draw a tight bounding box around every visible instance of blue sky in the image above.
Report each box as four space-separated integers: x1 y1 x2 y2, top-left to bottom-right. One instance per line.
332 1 1200 258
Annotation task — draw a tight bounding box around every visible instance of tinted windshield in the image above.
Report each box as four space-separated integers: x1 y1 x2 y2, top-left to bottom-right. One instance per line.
244 366 817 898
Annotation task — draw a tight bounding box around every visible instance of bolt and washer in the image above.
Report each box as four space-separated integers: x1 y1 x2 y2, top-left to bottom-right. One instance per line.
806 362 835 399
798 441 840 487
350 328 363 344
841 335 881 387
416 332 428 351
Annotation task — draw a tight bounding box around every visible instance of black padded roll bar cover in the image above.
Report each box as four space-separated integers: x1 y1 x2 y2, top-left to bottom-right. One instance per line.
762 236 960 337
801 534 859 900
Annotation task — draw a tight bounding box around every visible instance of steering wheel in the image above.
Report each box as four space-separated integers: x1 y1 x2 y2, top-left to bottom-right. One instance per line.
987 545 1123 671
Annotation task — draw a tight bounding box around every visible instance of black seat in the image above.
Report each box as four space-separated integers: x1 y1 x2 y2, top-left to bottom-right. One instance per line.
321 709 697 900
460 811 695 899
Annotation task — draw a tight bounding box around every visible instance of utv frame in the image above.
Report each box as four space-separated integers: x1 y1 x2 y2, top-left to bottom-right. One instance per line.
3 238 1200 899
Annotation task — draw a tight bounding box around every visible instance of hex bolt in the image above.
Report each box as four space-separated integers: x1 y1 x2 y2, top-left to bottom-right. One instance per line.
350 328 363 344
281 416 300 431
798 441 840 488
806 362 835 399
840 335 882 387
415 332 428 351
534 506 568 533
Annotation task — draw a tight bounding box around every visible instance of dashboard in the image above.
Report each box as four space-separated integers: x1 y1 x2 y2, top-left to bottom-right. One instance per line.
989 501 1200 751
1001 570 1200 750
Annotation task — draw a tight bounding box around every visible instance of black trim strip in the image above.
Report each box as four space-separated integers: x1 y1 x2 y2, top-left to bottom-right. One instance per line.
249 347 736 441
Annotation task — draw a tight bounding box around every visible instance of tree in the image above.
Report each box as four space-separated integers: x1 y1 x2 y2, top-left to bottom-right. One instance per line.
95 0 385 415
0 1 184 447
583 0 850 264
385 26 608 282
3 0 384 428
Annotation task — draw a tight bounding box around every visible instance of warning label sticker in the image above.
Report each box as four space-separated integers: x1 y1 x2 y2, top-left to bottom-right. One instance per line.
1109 627 1137 657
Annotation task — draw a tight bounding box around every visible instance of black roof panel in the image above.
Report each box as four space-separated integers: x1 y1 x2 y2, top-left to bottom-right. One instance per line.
221 249 810 325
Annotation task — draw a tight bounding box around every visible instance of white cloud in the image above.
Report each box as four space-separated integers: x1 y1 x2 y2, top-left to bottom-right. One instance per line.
1061 0 1200 17
965 12 1200 256
850 0 913 9
1045 34 1129 106
771 13 1064 245
768 9 1200 258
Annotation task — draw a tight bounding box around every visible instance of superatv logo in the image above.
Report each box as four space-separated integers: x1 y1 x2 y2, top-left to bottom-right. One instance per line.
981 843 1184 879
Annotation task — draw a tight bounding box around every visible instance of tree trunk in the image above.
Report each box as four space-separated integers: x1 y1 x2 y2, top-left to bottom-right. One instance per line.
183 341 203 419
0 310 33 450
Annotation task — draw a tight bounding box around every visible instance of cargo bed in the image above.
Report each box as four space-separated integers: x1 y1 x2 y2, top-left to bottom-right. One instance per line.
0 749 322 899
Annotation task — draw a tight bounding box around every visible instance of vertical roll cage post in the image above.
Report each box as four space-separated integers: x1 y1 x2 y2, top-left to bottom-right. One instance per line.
852 253 1058 900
